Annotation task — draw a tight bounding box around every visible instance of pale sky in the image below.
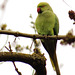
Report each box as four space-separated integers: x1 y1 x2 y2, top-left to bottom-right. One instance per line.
0 0 75 75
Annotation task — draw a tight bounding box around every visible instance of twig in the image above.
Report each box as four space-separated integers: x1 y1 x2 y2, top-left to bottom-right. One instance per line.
5 46 10 51
13 61 22 75
63 0 70 7
0 35 9 51
29 41 33 51
5 42 22 75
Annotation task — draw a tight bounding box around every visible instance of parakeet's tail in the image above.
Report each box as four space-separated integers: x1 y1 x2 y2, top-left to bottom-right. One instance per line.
50 57 56 71
50 52 61 75
41 39 60 75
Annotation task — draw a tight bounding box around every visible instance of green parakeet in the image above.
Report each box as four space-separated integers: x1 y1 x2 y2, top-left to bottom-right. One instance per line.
35 2 60 75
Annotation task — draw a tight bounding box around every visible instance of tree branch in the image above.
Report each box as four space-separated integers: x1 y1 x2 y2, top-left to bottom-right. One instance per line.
0 52 46 75
0 30 75 40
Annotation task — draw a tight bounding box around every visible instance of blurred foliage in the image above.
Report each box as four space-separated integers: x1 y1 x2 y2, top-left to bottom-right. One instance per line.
15 44 24 52
60 29 75 47
33 47 41 54
29 14 36 33
33 39 41 48
1 24 7 30
29 14 33 19
68 10 75 24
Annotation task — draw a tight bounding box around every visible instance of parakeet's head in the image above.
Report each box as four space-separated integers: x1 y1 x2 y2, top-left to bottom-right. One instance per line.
37 2 53 14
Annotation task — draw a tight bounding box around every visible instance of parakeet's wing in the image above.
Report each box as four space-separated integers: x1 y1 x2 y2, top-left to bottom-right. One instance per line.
54 14 59 35
53 14 59 50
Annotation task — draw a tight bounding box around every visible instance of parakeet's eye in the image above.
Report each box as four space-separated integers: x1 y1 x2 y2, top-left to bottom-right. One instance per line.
39 5 45 8
40 5 45 7
42 5 45 7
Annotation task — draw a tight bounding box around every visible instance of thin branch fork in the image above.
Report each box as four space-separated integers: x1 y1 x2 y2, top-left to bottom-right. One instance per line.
0 30 75 40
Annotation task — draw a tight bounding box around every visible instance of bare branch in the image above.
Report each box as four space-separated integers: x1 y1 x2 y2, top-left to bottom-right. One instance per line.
0 51 46 75
0 30 75 40
5 42 22 75
13 61 22 75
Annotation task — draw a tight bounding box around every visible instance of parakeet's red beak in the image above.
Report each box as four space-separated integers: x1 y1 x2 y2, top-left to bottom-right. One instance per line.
37 8 42 13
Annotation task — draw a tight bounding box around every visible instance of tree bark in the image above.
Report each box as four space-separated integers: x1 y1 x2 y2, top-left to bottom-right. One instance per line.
0 52 46 75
